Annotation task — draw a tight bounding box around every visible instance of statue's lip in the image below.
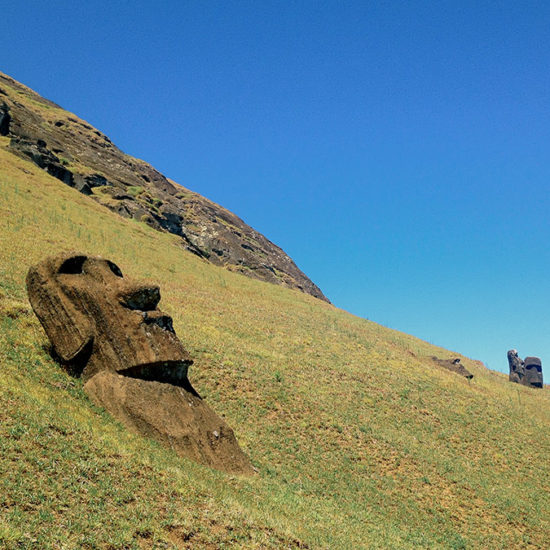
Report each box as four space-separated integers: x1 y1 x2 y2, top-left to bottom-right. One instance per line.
118 360 199 397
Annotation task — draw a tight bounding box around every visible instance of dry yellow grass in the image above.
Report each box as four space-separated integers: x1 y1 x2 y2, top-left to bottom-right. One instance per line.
1 144 549 548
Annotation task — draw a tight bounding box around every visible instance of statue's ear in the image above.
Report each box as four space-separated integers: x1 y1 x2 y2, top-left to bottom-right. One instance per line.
26 262 93 362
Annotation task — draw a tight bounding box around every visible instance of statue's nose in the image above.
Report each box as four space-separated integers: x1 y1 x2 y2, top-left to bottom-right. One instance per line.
119 284 160 311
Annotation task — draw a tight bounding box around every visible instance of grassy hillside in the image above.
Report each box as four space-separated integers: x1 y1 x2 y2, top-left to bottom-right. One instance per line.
0 71 328 301
1 143 549 549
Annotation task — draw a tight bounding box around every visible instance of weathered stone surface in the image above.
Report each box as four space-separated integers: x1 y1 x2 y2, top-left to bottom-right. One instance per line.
507 350 543 388
431 357 473 379
523 356 543 388
0 102 11 135
507 349 525 384
26 253 191 381
2 70 328 302
85 372 253 474
72 173 113 196
10 137 73 185
27 252 252 473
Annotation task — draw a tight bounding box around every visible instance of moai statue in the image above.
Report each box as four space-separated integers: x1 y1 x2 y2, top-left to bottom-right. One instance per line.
523 357 543 388
507 350 543 389
507 349 525 384
431 357 473 379
27 252 253 474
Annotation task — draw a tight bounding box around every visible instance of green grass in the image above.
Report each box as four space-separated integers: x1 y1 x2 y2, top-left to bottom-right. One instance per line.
126 185 144 197
1 145 549 548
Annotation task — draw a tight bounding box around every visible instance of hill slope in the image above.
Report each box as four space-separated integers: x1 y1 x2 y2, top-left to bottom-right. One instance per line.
1 135 549 548
0 71 327 302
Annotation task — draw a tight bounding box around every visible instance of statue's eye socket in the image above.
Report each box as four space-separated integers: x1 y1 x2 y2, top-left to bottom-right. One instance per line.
527 365 542 371
58 256 87 274
107 261 123 278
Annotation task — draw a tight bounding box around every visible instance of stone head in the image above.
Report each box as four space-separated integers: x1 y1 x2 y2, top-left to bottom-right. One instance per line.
507 349 525 384
26 252 193 386
523 357 543 388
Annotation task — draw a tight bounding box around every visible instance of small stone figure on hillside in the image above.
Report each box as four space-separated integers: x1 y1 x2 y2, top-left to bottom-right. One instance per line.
27 252 253 474
507 349 543 388
431 357 473 379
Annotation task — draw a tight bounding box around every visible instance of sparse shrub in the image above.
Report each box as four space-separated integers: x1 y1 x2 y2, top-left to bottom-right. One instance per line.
127 185 144 197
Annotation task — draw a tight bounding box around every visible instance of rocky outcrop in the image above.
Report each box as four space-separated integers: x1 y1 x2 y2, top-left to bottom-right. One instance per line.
0 102 11 135
431 357 473 379
10 137 73 185
72 173 113 196
27 252 253 474
1 71 328 302
507 350 543 388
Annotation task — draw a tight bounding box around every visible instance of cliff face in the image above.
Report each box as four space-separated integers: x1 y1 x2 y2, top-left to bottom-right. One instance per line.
0 72 328 302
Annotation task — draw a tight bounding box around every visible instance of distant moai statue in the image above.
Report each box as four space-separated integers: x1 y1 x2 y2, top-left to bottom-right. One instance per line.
507 350 543 388
523 357 543 388
507 350 525 384
431 357 473 379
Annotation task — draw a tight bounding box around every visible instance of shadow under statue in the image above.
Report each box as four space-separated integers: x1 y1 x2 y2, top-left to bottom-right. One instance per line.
26 252 253 474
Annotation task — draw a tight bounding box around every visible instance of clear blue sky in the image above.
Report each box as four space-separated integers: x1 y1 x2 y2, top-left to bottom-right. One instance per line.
3 1 550 375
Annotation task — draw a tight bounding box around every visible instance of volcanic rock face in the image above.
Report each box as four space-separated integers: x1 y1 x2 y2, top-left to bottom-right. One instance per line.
10 137 73 185
26 253 253 474
431 357 473 379
1 71 328 302
0 102 11 135
507 350 543 388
